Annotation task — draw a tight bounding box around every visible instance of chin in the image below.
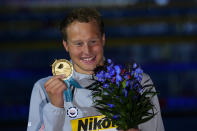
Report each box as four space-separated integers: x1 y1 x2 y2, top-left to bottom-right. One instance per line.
82 65 96 72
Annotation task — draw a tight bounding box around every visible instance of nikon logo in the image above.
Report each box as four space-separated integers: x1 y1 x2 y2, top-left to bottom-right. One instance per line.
71 115 117 131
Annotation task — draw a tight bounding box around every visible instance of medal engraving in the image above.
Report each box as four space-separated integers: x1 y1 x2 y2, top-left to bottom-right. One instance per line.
52 59 73 80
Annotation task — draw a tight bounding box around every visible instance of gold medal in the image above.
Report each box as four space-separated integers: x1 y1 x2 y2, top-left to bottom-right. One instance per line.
52 59 73 80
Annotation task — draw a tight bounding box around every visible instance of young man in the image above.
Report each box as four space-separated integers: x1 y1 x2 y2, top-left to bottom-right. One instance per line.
27 8 164 131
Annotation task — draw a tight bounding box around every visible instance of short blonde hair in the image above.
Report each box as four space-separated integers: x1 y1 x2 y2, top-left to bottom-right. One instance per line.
60 8 104 41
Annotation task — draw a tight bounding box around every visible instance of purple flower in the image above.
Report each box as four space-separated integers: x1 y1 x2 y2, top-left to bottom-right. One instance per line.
113 115 119 119
114 65 121 74
126 80 131 87
103 83 109 88
105 70 115 80
109 70 115 78
124 72 130 80
96 71 105 82
115 74 122 86
107 104 114 108
133 63 137 68
96 71 104 77
106 65 115 83
131 71 134 76
107 65 112 71
123 88 128 97
134 67 143 82
135 67 143 74
107 59 112 64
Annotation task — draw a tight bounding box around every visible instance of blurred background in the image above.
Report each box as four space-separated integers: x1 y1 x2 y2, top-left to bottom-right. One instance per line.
0 0 197 130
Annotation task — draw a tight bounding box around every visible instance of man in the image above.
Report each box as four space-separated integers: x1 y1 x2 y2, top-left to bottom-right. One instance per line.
27 8 164 131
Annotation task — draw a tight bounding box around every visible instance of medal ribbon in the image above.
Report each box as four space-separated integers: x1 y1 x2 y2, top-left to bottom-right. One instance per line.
64 77 82 102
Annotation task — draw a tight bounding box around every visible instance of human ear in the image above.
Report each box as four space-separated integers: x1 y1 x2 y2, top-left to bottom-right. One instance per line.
62 40 69 52
102 33 106 46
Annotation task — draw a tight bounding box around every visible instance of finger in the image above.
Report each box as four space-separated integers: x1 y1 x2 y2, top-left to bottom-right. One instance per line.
46 80 62 92
46 80 67 92
49 83 67 96
46 78 64 89
45 75 66 87
55 82 68 93
46 75 66 85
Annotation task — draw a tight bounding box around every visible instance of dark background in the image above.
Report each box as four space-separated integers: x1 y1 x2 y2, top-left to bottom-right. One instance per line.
0 0 197 130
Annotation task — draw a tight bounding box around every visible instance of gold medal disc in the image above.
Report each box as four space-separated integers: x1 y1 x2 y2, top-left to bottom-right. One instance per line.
52 59 73 80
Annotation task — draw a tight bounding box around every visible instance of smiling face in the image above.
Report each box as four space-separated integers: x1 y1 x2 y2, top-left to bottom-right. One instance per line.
63 20 105 74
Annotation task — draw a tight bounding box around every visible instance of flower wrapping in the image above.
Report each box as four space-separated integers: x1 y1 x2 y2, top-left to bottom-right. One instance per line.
88 59 158 130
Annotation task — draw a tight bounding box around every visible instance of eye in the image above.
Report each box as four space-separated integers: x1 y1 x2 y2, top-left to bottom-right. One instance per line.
89 40 97 45
74 42 83 46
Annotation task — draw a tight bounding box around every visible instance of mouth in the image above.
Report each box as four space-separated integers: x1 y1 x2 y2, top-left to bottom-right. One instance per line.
80 56 96 64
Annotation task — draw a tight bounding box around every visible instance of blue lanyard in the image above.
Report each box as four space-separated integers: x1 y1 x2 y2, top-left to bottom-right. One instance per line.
64 77 82 102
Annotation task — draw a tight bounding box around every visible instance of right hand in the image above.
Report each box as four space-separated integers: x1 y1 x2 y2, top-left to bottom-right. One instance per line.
44 75 67 108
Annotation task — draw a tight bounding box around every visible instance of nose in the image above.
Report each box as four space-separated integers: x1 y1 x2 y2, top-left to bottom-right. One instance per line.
83 43 91 55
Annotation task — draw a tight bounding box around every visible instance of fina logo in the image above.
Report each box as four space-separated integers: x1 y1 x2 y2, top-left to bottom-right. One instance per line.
67 107 78 118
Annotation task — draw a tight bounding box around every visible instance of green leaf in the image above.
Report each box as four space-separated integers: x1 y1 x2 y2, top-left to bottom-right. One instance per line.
122 79 127 88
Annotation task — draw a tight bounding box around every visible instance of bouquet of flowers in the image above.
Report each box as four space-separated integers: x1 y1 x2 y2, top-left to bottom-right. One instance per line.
89 59 157 130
